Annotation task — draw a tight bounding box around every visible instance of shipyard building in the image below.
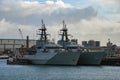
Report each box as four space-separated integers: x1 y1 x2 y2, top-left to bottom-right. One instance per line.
0 39 36 54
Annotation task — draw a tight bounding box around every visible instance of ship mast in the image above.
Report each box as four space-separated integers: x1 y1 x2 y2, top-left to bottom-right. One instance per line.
37 19 49 41
60 20 69 42
58 20 72 47
36 19 50 48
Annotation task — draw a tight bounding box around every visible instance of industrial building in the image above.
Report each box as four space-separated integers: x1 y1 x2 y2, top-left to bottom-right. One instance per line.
0 39 36 54
82 40 100 47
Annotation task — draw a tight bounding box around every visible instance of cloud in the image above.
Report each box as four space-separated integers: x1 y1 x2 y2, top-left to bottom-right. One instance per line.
96 0 120 5
0 19 37 39
0 0 96 25
0 0 97 41
0 0 120 46
67 18 120 46
91 0 120 23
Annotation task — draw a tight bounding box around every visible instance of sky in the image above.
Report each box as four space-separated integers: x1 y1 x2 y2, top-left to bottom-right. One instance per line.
0 0 120 46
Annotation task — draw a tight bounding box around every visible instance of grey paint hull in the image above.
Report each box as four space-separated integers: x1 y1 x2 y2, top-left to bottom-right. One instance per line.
18 51 81 66
78 52 104 65
46 52 80 65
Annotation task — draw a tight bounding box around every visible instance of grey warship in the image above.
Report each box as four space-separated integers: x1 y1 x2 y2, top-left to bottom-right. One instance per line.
57 21 105 65
17 20 81 65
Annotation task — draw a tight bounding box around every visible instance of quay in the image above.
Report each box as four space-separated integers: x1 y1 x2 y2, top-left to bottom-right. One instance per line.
7 58 31 65
101 56 120 66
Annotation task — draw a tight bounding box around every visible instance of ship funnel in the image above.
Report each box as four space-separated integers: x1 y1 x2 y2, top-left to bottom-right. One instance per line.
26 35 29 48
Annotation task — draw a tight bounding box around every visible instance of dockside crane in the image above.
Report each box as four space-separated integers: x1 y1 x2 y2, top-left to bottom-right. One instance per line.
18 28 24 39
18 28 24 47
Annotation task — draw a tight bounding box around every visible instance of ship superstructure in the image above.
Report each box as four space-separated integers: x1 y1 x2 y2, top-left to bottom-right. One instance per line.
57 21 80 51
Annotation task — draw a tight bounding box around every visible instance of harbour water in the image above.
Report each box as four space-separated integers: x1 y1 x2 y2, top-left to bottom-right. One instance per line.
0 59 120 80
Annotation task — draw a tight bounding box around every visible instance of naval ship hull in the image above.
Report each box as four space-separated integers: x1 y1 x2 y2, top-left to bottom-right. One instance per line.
78 52 104 65
17 52 81 66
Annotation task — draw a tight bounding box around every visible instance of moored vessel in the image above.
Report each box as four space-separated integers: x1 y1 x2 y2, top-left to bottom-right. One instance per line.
57 21 105 65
